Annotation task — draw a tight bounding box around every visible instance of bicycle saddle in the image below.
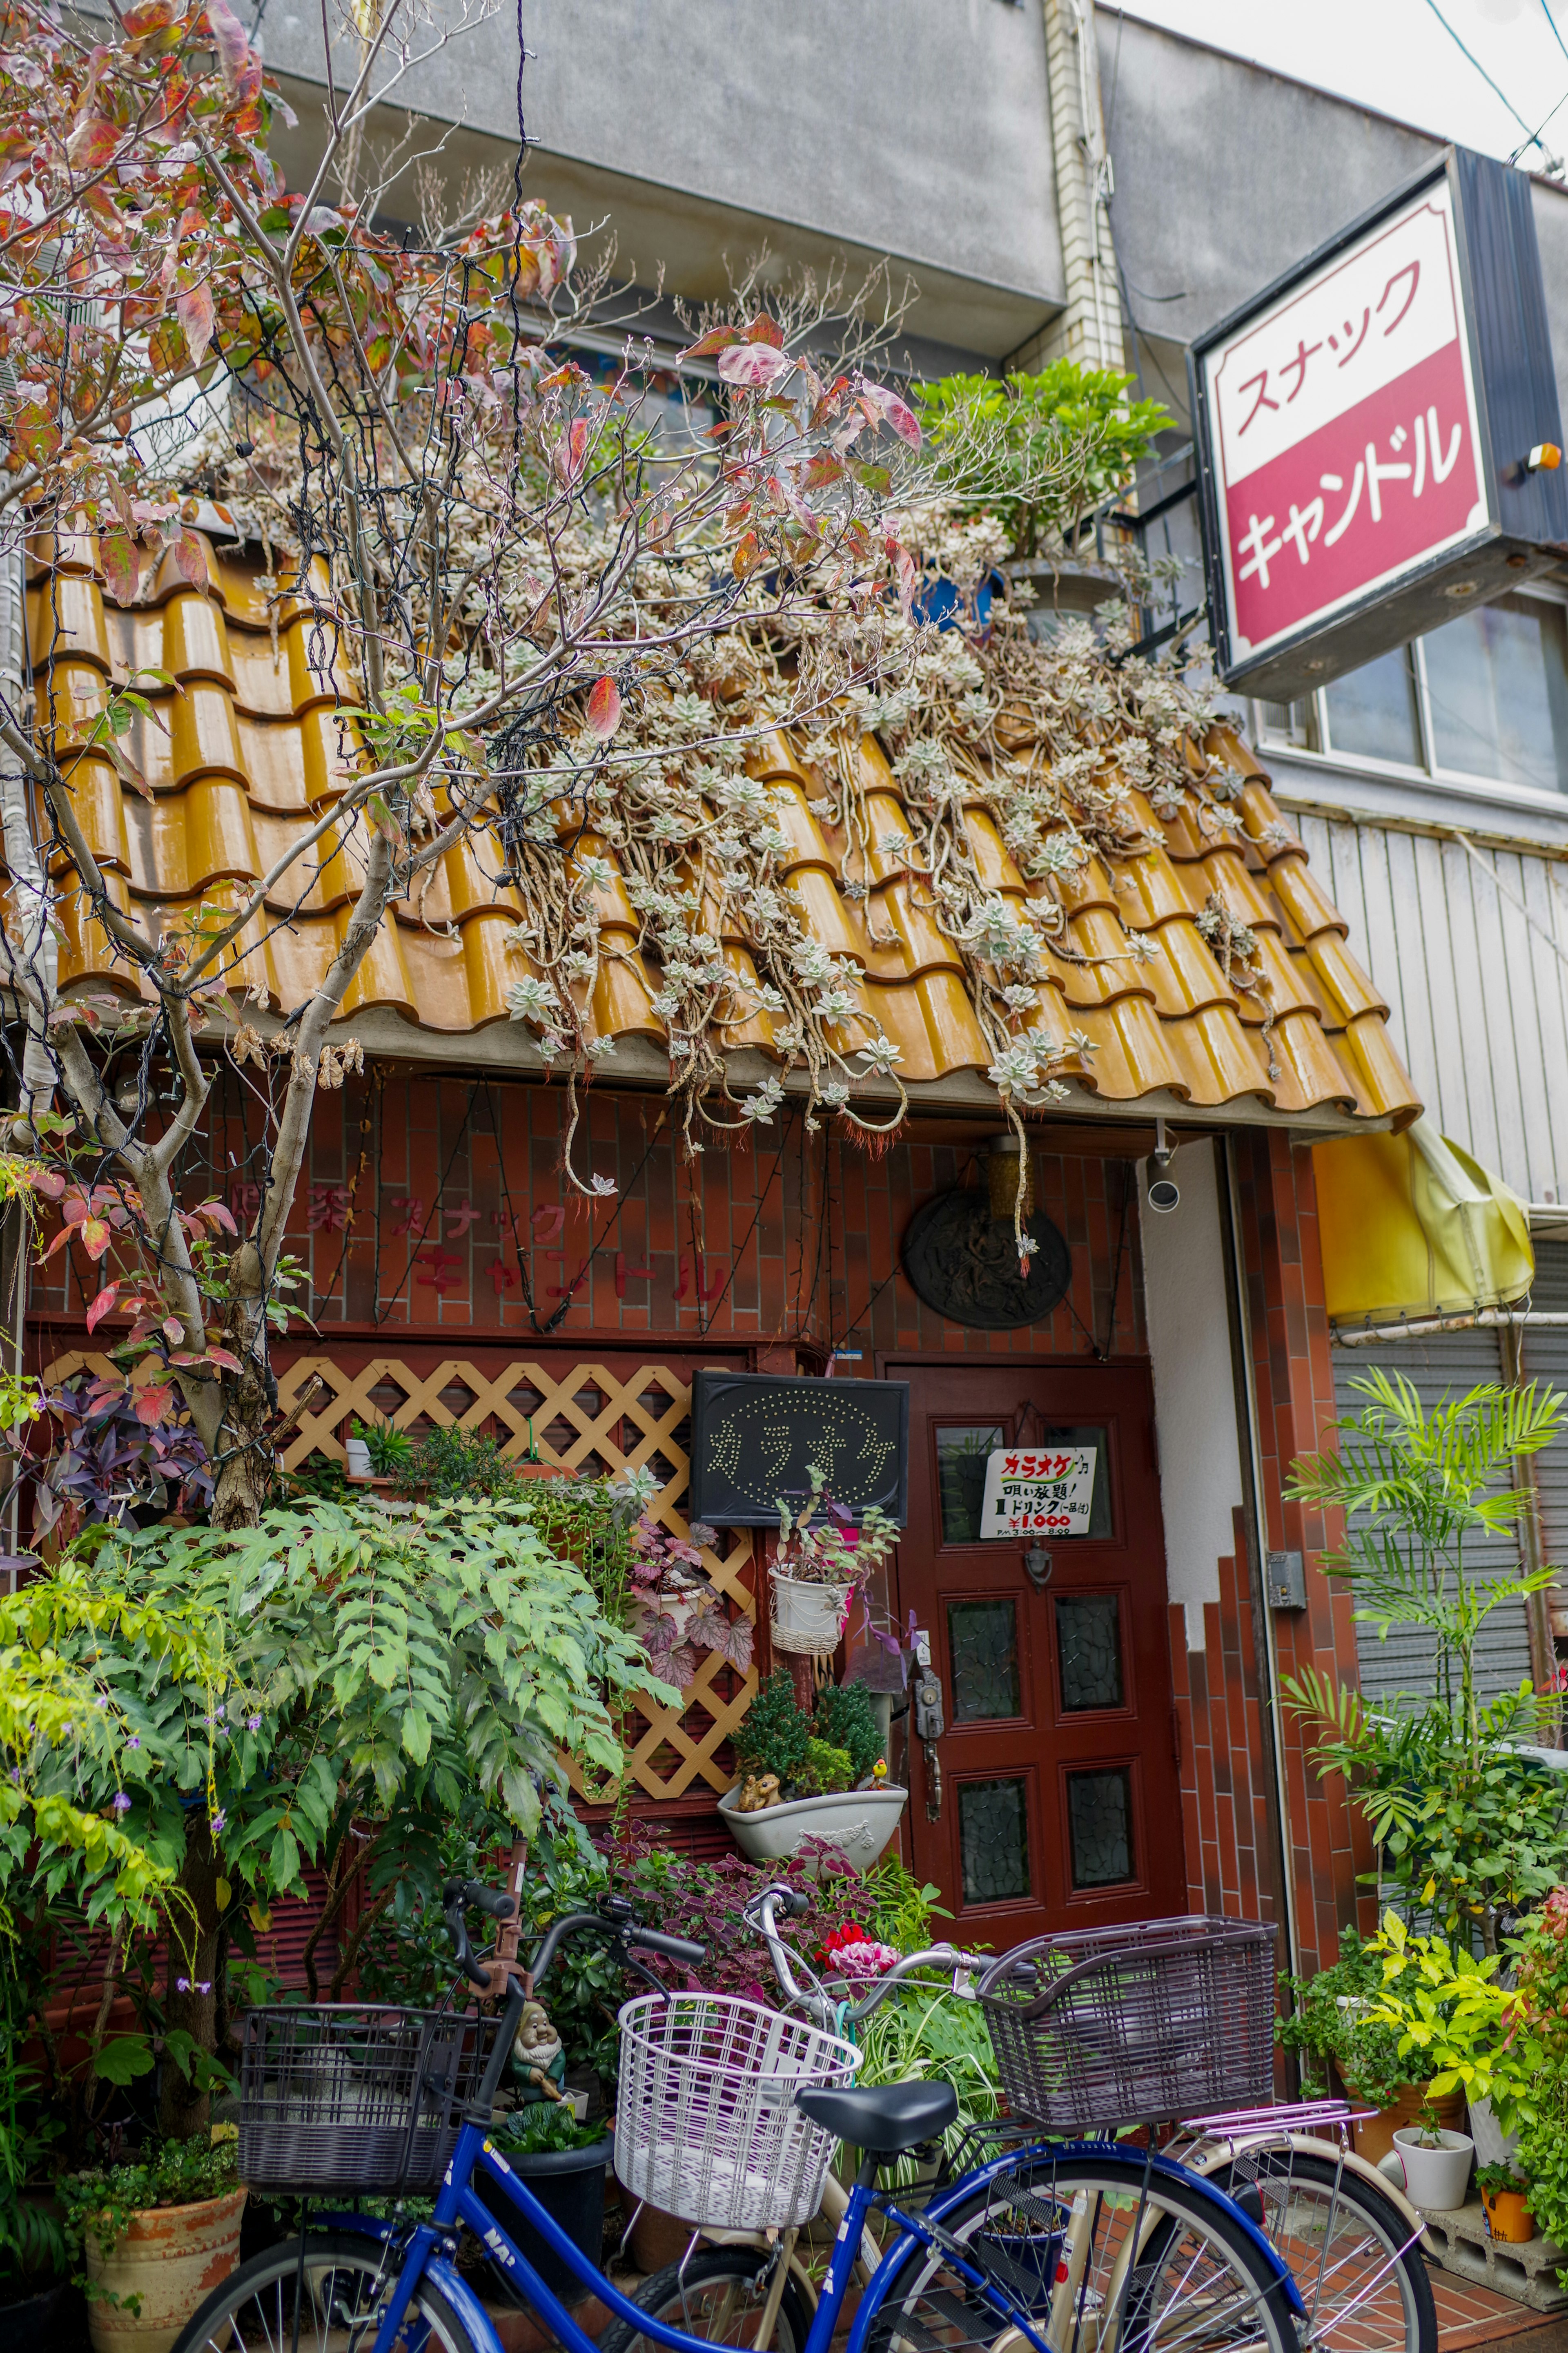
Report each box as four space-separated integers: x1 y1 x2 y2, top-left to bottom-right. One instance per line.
794 2079 959 2153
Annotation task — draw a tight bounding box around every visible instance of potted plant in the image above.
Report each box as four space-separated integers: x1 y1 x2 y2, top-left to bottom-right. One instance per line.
1390 2108 1475 2212
1276 1931 1459 2164
1476 2163 1535 2243
768 1465 898 1657
60 2138 244 2353
346 1417 414 1484
719 1672 907 1871
1365 1911 1530 2210
481 2101 612 2305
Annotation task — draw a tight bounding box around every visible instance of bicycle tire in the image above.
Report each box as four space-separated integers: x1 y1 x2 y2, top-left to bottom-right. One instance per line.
1207 2148 1437 2353
860 2148 1300 2353
172 2227 481 2353
599 2244 815 2353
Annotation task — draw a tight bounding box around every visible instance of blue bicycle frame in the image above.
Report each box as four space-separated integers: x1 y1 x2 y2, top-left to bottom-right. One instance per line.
322 2119 1305 2353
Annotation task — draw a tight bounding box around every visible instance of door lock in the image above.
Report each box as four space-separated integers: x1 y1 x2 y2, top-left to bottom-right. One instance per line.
913 1669 945 1822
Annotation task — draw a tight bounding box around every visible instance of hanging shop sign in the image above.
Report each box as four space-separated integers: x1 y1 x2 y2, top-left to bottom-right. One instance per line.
1191 146 1568 703
979 1445 1098 1538
688 1369 909 1528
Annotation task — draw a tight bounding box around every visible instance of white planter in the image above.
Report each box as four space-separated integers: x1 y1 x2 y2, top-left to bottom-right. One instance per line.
770 1572 853 1656
345 1437 372 1481
1469 2095 1519 2170
719 1783 908 1873
1391 2126 1474 2211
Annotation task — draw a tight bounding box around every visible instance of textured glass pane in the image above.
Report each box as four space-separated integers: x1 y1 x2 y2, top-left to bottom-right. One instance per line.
949 1599 1021 1722
1056 1595 1123 1711
936 1424 1003 1545
1425 596 1568 793
959 1778 1031 1905
1027 1423 1111 1537
1322 647 1421 766
1067 1769 1134 1889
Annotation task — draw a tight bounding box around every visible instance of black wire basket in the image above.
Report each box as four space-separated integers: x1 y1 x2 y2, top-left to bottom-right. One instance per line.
976 1917 1278 2131
238 2004 506 2195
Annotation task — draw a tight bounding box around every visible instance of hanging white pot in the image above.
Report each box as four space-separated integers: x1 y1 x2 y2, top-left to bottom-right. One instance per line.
769 1571 853 1655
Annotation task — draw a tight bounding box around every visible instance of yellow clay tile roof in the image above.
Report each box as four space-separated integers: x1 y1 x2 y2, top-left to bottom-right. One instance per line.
23 535 1421 1132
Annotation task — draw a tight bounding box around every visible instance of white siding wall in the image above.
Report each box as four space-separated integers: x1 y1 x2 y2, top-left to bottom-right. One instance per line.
1297 815 1568 1206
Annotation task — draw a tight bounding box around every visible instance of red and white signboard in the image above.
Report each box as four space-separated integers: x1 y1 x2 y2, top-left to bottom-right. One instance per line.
1199 181 1490 666
979 1445 1096 1538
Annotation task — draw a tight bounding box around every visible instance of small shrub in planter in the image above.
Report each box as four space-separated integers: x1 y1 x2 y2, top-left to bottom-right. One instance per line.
60 2137 245 2350
733 1674 887 1803
1476 2163 1535 2243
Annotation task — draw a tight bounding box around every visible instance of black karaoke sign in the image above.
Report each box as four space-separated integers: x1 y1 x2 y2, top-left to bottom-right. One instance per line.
688 1370 909 1528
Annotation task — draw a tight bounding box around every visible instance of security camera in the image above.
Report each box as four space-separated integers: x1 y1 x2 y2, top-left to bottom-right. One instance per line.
1146 1118 1179 1211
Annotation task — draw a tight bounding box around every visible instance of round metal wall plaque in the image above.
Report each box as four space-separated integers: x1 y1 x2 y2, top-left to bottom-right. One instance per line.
901 1187 1072 1331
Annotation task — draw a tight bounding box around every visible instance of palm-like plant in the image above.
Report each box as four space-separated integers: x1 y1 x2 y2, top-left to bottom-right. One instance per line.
1284 1371 1568 1950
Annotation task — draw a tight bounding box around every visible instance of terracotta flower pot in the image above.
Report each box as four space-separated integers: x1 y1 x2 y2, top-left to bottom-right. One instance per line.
513 1460 573 1481
1483 2186 1536 2243
84 2188 246 2353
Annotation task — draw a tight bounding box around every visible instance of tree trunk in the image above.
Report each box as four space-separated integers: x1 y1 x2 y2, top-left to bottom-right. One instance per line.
212 1269 273 1531
157 1817 227 2141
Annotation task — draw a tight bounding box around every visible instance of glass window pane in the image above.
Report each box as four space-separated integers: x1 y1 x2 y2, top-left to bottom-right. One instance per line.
1067 1768 1135 1888
1321 647 1421 766
1259 697 1316 750
936 1424 1003 1545
949 1599 1022 1722
959 1777 1031 1904
1424 595 1568 794
1055 1595 1124 1711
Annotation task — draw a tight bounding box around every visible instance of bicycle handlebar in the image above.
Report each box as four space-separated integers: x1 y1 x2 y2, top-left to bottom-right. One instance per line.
745 1884 985 2028
444 1884 708 1996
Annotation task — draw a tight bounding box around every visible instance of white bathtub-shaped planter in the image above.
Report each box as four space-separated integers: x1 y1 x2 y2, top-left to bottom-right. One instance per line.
719 1783 908 1873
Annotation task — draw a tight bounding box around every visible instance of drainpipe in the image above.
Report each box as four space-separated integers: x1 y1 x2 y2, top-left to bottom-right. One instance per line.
1218 1136 1301 1981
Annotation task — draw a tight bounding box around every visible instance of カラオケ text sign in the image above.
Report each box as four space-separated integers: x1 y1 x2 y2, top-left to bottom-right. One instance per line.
1202 182 1487 663
980 1446 1096 1538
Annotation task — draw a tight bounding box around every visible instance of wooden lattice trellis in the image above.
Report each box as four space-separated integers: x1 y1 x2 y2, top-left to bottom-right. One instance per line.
41 1348 757 1801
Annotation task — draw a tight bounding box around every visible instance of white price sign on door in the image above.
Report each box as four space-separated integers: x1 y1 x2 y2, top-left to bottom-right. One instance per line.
980 1445 1097 1538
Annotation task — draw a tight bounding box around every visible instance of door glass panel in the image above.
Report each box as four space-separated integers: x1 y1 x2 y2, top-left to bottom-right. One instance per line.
1055 1594 1124 1711
948 1598 1021 1721
936 1424 1004 1544
1021 1422 1113 1536
959 1778 1031 1904
1066 1767 1135 1888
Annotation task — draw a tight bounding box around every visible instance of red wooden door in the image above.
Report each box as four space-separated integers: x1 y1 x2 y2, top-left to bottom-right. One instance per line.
890 1361 1185 1946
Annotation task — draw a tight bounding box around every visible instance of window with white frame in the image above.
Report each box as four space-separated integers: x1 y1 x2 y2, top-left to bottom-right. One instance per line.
1256 586 1568 800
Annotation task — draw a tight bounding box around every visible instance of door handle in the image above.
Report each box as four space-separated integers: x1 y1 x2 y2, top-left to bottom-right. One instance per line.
913 1669 945 1822
1022 1540 1053 1591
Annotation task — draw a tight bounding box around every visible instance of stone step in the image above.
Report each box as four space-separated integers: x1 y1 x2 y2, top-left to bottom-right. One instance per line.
1419 2201 1568 2313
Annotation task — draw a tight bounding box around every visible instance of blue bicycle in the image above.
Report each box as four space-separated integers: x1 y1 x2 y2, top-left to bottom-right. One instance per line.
175 1878 1305 2353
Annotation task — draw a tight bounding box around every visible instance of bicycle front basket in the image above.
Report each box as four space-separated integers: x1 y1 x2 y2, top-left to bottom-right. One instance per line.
977 1917 1278 2130
615 1992 860 2232
238 2003 504 2195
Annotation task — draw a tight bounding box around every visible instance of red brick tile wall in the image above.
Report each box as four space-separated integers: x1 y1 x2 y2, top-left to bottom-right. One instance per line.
1169 1507 1279 1926
30 1073 1145 1364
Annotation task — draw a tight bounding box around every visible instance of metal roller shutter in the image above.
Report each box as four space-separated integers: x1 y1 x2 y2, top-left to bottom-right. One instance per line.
1520 1240 1568 1588
1332 1330 1533 1710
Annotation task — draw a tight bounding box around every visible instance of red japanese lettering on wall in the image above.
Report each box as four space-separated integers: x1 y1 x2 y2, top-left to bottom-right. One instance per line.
1203 187 1487 657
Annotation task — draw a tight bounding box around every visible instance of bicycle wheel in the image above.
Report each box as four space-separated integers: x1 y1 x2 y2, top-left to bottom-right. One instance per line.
599 2245 815 2353
172 2228 480 2353
861 2149 1300 2353
1208 2150 1435 2353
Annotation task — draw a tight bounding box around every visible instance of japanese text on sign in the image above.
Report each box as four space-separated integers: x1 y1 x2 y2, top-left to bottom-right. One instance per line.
980 1446 1097 1538
1201 183 1487 660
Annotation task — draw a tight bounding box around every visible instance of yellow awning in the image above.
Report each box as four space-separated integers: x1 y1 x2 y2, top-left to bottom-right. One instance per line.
1312 1117 1534 1327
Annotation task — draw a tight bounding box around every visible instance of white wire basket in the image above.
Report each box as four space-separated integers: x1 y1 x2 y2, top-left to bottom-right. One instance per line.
615 1992 860 2231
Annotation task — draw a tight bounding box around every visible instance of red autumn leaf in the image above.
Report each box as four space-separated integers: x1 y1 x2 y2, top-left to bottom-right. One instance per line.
172 529 209 592
585 676 621 742
676 326 742 362
731 530 763 580
85 1283 120 1333
717 343 792 393
858 380 922 450
122 0 178 30
100 528 138 605
31 1169 66 1201
176 281 214 367
743 314 785 348
203 1346 243 1372
78 1218 112 1260
554 417 589 484
162 1317 185 1345
66 116 120 171
134 1383 174 1426
885 535 918 615
200 0 251 90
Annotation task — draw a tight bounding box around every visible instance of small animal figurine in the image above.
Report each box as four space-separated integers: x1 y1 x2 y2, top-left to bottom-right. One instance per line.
735 1771 782 1813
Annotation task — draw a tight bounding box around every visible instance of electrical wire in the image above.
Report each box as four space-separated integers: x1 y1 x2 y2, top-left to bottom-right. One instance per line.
1421 0 1547 156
